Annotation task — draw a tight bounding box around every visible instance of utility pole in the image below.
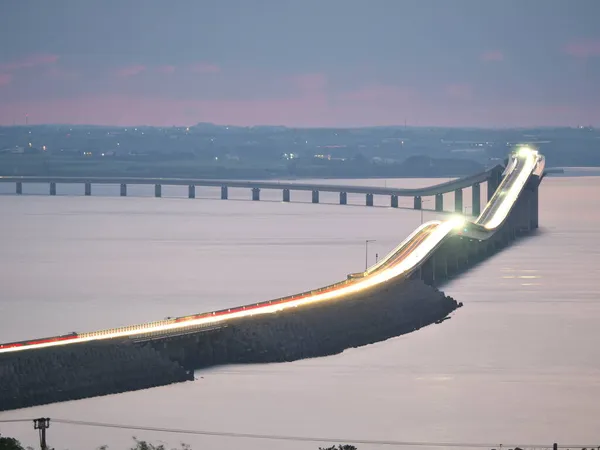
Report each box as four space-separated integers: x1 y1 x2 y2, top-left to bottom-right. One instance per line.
33 418 50 450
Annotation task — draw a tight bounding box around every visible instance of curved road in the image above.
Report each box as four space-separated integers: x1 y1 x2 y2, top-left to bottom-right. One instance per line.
0 147 545 353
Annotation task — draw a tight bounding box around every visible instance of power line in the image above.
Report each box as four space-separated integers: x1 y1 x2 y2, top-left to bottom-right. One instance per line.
2 417 597 449
50 419 594 449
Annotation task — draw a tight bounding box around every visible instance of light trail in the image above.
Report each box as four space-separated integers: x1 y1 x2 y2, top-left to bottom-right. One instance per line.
0 147 544 354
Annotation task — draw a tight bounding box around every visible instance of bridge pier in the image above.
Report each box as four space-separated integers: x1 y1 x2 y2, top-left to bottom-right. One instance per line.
414 196 422 210
154 184 162 198
339 192 347 205
434 253 448 283
221 186 228 200
366 193 374 206
120 183 127 197
312 190 319 204
252 187 260 201
435 193 443 212
16 182 22 195
49 182 56 196
472 183 481 216
85 182 91 196
188 185 195 199
421 258 435 286
531 183 539 229
390 195 398 208
283 189 290 202
454 189 463 213
488 166 503 201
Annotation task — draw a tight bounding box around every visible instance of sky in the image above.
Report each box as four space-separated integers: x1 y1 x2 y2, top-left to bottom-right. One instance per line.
0 0 599 128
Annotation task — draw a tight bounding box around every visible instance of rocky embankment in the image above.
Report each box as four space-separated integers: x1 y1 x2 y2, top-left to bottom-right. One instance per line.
0 340 192 411
0 279 458 411
150 279 459 370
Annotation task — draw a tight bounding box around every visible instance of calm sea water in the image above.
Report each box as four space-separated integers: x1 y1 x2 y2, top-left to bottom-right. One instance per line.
0 176 599 450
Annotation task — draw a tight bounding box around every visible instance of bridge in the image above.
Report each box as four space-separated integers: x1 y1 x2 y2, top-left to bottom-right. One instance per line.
0 164 504 215
0 147 544 354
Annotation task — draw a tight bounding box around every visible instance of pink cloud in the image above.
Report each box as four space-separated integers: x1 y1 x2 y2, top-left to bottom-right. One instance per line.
190 62 220 74
0 73 12 87
481 50 504 62
289 73 327 92
563 39 600 58
156 65 176 74
116 65 146 77
445 84 473 100
0 54 59 72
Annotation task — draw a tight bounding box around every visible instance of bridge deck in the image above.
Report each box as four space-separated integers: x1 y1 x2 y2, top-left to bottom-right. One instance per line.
0 166 501 197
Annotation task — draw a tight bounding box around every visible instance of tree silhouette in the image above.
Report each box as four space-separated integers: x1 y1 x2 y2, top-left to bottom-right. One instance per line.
318 445 358 450
0 435 25 450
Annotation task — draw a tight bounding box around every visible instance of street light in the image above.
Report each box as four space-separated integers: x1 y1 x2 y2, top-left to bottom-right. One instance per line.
365 239 376 270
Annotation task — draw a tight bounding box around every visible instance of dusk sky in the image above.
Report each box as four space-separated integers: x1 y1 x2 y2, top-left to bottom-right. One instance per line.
1 0 599 128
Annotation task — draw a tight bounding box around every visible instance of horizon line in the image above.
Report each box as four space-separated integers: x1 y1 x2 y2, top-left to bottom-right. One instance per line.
0 122 596 131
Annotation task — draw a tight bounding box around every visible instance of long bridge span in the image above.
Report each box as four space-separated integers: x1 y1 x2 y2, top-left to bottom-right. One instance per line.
0 164 504 215
0 147 545 354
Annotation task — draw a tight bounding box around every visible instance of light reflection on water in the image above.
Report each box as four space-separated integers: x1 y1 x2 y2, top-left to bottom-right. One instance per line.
0 177 599 450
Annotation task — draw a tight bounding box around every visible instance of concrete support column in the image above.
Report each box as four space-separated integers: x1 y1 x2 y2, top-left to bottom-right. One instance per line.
154 184 162 198
531 184 539 229
312 190 320 204
421 258 435 286
85 182 91 196
49 182 56 196
391 195 398 208
414 196 422 210
282 189 290 202
252 187 260 201
435 193 443 212
188 185 195 199
488 167 503 201
339 192 347 205
434 253 448 282
120 183 127 197
472 183 481 216
16 182 22 195
221 186 228 200
366 193 374 206
454 188 463 213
